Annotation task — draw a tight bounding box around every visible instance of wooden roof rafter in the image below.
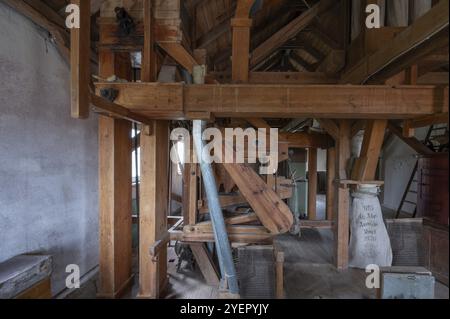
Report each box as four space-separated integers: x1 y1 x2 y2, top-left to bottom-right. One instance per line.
250 0 336 69
341 0 449 84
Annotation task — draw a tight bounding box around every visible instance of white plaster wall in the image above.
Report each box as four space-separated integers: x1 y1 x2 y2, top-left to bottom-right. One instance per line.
381 128 428 212
0 3 99 295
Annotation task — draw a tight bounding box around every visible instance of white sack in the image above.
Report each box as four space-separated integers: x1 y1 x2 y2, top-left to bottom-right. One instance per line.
349 188 393 269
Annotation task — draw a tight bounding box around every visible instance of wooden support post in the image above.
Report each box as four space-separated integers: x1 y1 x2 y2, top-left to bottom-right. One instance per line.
97 50 133 299
231 0 254 82
98 118 133 298
402 120 415 138
139 0 170 299
308 148 318 220
231 18 252 83
275 250 285 299
142 0 156 82
138 121 170 299
183 163 198 225
70 0 91 119
334 120 351 270
352 120 387 181
326 147 336 221
405 65 419 85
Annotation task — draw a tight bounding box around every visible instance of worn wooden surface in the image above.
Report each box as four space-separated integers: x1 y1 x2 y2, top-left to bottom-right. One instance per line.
94 83 449 120
138 121 170 299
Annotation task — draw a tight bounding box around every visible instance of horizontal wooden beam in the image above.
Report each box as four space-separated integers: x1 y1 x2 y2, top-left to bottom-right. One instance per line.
170 230 272 244
300 220 333 229
211 72 338 84
279 132 334 149
95 82 449 120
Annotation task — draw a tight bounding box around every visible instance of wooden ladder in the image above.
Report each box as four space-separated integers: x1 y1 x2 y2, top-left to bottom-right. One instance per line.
395 161 419 219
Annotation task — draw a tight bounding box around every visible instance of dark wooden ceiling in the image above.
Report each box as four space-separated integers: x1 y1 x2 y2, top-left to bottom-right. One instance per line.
39 0 344 73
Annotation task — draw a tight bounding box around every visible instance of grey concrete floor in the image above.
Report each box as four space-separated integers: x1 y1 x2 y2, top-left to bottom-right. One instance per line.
68 229 449 299
66 194 449 299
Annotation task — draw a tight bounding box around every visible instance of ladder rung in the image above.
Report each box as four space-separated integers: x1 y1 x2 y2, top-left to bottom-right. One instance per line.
404 200 416 205
409 190 418 194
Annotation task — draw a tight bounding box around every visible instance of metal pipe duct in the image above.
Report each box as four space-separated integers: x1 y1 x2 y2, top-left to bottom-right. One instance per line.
192 120 239 295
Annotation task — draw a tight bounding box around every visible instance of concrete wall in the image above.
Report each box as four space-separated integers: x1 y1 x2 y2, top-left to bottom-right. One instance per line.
0 3 99 295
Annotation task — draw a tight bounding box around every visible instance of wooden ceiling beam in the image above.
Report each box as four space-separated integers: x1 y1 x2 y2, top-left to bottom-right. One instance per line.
94 82 449 120
248 72 337 84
